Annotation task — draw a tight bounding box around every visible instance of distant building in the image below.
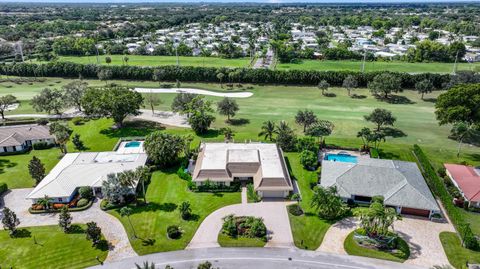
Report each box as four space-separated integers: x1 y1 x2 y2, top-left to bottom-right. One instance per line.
0 124 54 153
444 164 480 208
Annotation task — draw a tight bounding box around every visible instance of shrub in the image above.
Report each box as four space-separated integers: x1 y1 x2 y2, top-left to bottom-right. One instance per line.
32 142 51 150
0 183 8 195
369 147 379 158
167 225 182 239
71 117 84 125
176 167 192 181
299 150 318 169
247 183 260 202
36 118 49 125
287 204 304 216
76 198 89 208
78 186 94 200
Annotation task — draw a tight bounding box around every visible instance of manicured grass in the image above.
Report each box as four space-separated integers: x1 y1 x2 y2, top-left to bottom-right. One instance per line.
277 60 480 74
0 225 107 269
109 168 241 255
0 148 60 188
55 55 252 68
440 231 480 269
285 152 332 250
344 229 410 263
218 233 266 247
462 211 480 237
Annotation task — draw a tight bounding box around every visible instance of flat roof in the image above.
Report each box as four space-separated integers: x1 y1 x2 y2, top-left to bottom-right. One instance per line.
26 151 148 200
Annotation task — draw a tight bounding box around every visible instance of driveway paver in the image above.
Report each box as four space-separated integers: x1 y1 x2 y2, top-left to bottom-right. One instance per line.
187 201 294 249
1 188 137 262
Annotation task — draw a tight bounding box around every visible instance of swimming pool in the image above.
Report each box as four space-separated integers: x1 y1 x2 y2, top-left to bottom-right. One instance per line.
125 141 141 148
324 153 358 163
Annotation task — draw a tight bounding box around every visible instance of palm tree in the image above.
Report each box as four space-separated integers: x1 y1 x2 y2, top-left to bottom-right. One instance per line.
258 120 276 141
37 195 52 210
220 127 235 142
135 261 155 269
178 201 192 220
120 207 137 239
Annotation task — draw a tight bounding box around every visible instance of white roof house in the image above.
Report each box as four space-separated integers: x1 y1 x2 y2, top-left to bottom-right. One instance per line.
192 142 293 198
26 150 147 202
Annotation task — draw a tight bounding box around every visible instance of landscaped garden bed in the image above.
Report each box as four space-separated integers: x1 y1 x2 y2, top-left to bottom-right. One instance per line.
344 228 410 263
218 214 267 247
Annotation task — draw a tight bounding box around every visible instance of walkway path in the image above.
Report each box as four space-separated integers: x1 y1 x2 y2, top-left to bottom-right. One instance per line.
316 215 455 268
0 188 137 262
187 202 294 249
241 186 247 204
134 88 253 98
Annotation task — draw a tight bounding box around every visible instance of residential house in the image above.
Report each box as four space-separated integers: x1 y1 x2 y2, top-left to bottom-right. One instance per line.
0 124 54 153
444 164 480 208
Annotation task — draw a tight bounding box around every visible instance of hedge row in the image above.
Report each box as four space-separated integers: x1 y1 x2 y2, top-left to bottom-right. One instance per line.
413 144 478 250
0 62 451 89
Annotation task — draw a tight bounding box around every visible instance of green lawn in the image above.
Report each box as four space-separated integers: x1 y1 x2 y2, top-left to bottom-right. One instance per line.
0 225 107 269
440 232 480 269
54 55 252 68
109 169 241 255
277 60 480 74
344 230 410 263
218 233 266 247
285 152 332 250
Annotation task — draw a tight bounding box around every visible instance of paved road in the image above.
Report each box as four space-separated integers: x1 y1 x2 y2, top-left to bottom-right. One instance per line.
88 247 425 269
187 202 294 249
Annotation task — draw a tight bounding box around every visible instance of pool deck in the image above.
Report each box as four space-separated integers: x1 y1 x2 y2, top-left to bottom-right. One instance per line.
321 149 370 161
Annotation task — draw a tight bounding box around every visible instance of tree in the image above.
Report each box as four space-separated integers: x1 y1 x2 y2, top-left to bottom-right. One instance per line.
145 92 162 114
450 122 480 157
295 109 317 132
37 195 52 210
153 69 166 86
28 156 46 184
368 130 386 150
220 127 235 142
62 80 88 111
82 86 144 127
275 121 297 151
135 262 156 269
72 134 85 151
258 120 276 141
124 56 129 65
0 94 17 120
216 73 225 88
31 88 65 115
105 57 112 64
217 97 239 122
85 221 102 246
58 206 72 233
117 166 150 202
79 186 94 200
178 201 192 220
305 120 334 146
368 73 402 99
310 186 348 220
97 69 113 84
358 197 401 238
49 122 72 154
300 150 318 170
2 207 20 236
144 132 185 167
120 207 137 238
102 173 131 205
357 127 373 150
317 80 330 96
415 79 434 100
171 93 196 117
364 108 396 131
342 75 358 96
186 96 215 134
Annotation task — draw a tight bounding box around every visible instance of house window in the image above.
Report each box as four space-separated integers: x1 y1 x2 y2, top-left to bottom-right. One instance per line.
58 198 63 202
354 195 372 203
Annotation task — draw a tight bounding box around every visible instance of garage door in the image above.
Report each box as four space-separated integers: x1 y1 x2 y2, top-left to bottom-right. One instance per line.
401 207 430 217
262 191 284 198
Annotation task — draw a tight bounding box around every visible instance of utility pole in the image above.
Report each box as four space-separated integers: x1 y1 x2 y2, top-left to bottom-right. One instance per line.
452 50 459 75
361 49 367 73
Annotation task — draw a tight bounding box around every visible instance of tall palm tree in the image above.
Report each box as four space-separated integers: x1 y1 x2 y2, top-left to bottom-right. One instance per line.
258 120 276 141
120 206 137 239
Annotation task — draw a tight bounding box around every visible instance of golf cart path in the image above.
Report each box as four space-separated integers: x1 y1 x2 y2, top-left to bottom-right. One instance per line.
134 88 253 98
1 188 137 262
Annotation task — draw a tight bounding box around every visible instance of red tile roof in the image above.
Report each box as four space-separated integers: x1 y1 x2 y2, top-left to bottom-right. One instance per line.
444 164 480 202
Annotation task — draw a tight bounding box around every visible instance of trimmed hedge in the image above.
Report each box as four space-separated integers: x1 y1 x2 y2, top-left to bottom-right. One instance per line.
0 183 8 195
413 144 478 250
0 62 451 89
32 142 53 150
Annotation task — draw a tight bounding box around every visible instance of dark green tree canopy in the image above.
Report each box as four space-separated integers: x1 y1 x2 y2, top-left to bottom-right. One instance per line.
364 108 397 131
217 97 239 121
144 132 185 167
435 83 480 126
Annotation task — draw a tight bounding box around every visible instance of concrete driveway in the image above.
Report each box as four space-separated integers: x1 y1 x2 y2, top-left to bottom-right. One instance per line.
187 201 294 249
317 215 455 268
0 188 137 262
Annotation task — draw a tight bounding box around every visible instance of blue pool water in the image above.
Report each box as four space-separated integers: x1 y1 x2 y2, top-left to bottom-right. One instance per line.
324 153 358 163
125 141 141 148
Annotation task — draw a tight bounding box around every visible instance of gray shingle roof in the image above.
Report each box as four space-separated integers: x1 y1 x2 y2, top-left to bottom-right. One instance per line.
0 124 53 147
320 158 439 211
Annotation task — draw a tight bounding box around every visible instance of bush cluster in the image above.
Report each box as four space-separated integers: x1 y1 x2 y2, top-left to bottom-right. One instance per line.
167 225 182 239
76 198 89 208
0 183 8 195
222 215 267 239
32 141 52 150
413 145 478 250
287 204 304 216
0 62 451 89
